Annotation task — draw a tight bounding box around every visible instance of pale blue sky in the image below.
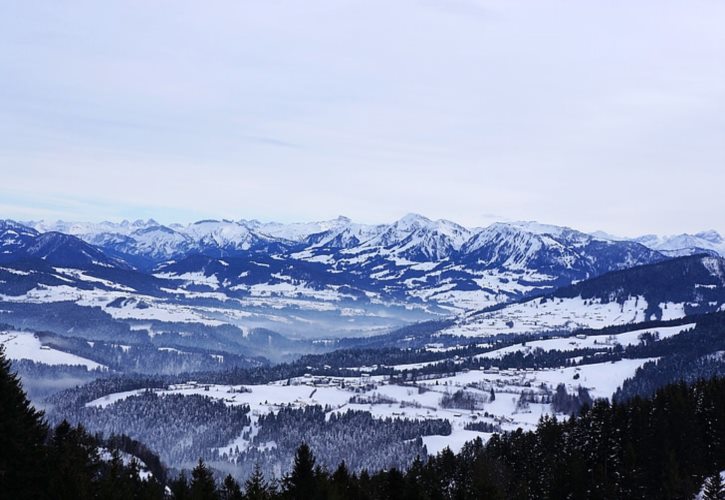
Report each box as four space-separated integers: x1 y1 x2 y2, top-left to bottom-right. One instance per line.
1 0 724 235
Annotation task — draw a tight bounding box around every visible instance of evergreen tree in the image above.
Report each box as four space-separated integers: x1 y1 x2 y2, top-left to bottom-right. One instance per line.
0 348 165 499
0 347 49 499
330 461 354 500
97 448 133 500
243 464 272 500
285 443 317 500
190 459 218 500
47 421 102 500
170 472 191 500
704 473 725 500
220 474 243 500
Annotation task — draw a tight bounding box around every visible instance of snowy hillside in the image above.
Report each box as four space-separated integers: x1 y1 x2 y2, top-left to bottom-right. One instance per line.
82 356 653 458
441 255 725 338
0 330 105 369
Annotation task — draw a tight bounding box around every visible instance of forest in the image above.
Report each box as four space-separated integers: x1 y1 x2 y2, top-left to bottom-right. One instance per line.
2 343 724 499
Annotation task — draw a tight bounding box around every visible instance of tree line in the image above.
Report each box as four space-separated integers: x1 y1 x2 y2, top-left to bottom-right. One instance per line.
3 341 724 499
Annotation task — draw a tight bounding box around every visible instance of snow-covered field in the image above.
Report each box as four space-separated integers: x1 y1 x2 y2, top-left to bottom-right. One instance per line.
86 357 651 456
475 323 696 359
0 330 105 369
441 295 664 337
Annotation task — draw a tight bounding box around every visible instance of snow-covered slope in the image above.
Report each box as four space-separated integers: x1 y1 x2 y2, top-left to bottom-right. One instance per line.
0 330 105 369
441 254 725 338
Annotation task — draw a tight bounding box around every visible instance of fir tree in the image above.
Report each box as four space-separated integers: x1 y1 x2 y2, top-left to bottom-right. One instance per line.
244 464 272 500
170 472 191 500
48 421 102 500
0 346 49 499
190 459 218 500
330 461 354 500
285 443 317 500
704 473 725 500
220 474 243 500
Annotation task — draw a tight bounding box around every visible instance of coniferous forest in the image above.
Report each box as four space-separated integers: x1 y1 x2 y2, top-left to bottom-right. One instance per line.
2 346 724 499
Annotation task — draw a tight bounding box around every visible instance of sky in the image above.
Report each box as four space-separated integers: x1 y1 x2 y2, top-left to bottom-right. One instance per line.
1 0 724 237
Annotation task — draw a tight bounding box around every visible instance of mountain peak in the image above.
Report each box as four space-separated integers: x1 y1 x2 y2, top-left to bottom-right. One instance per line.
695 229 723 244
399 212 430 222
393 213 434 231
508 221 576 238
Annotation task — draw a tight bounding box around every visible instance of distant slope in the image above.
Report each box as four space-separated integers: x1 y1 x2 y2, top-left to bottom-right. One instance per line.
442 254 725 337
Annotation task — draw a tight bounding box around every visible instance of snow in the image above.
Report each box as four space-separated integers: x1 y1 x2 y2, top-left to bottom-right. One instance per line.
422 429 491 455
87 357 650 458
154 271 221 289
180 220 259 250
0 267 33 276
475 323 695 359
98 447 154 480
54 268 136 291
102 299 225 326
443 295 653 337
253 216 357 242
694 470 725 500
634 232 725 257
87 389 147 408
0 330 105 369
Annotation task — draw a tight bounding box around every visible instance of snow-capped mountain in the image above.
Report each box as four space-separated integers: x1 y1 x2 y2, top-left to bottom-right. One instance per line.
13 215 672 313
28 218 290 268
359 213 470 261
459 222 662 281
633 231 725 257
593 228 725 258
0 226 129 270
0 219 39 257
249 215 360 243
28 219 194 267
2 215 724 346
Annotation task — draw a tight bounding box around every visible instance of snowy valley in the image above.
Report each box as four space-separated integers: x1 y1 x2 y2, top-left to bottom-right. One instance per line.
2 215 725 488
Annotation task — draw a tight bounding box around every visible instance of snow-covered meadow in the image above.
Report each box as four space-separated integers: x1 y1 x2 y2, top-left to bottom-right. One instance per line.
0 330 105 369
86 353 652 456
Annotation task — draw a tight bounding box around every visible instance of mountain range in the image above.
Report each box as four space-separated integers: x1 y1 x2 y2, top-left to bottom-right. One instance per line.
1 215 723 344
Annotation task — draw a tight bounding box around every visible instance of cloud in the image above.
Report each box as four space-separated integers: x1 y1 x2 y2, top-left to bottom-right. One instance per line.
0 0 724 236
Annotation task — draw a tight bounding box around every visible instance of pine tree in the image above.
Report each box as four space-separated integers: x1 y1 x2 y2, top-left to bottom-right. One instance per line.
704 473 725 500
285 443 317 500
220 474 243 500
380 468 405 500
170 472 191 500
47 421 102 500
243 464 272 500
97 448 133 500
190 458 218 500
330 461 353 500
0 347 49 499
